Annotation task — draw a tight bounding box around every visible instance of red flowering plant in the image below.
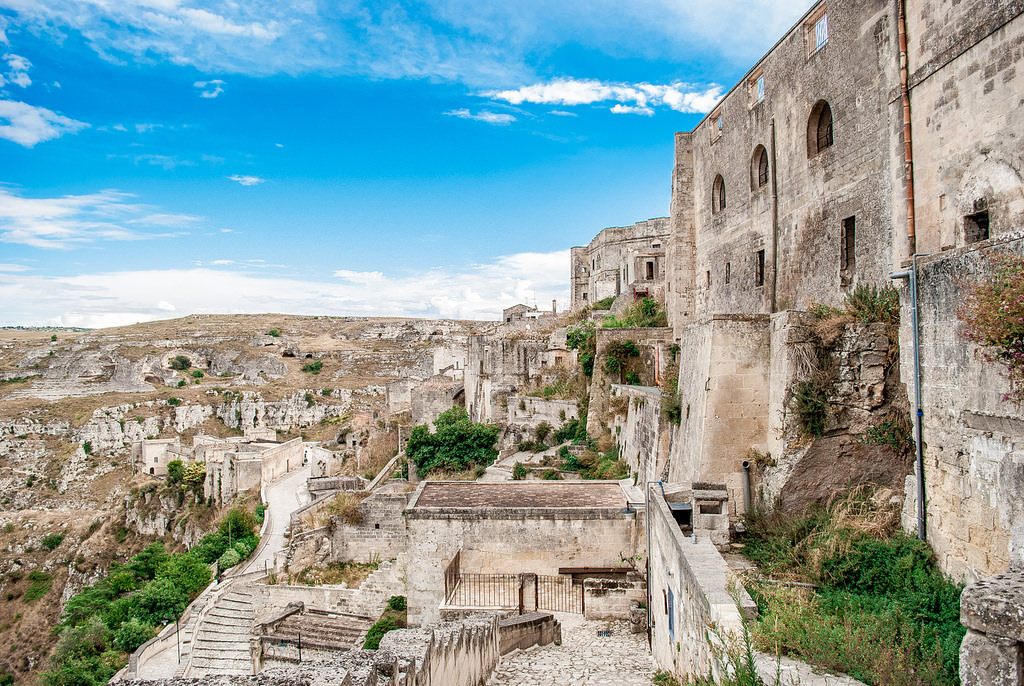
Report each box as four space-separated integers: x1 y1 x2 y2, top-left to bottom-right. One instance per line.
958 253 1024 403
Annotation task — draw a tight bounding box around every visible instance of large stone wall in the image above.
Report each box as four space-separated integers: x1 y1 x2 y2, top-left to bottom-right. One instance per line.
611 384 669 486
570 218 670 308
330 492 410 564
648 487 756 680
464 334 550 424
907 3 1024 254
587 327 673 436
899 234 1024 580
959 567 1024 686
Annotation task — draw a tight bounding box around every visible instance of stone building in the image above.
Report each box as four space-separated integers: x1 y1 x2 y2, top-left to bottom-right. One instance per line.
570 218 670 308
655 0 1024 583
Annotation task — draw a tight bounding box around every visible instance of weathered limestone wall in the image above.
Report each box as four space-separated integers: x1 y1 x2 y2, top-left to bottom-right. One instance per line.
260 438 305 483
959 567 1024 686
330 492 410 564
900 234 1024 580
611 384 669 486
504 395 577 444
587 327 672 436
583 577 646 620
380 615 500 686
410 376 463 427
648 487 756 680
405 507 640 627
669 315 770 515
907 2 1024 254
464 335 549 424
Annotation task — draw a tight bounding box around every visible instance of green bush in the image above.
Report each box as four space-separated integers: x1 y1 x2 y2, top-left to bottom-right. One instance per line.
166 459 184 485
511 462 528 480
168 355 190 371
112 617 155 652
167 397 181 406
603 339 640 376
131 577 187 625
301 360 323 374
405 406 498 476
845 283 900 325
304 391 315 408
593 296 616 310
792 379 828 437
266 328 281 337
42 533 65 551
157 554 211 596
82 441 92 455
217 548 241 571
191 370 204 379
602 298 668 328
387 595 407 612
534 421 552 443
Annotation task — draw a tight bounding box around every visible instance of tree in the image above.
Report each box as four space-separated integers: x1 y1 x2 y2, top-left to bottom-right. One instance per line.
129 577 187 626
169 355 190 371
166 459 184 485
405 406 498 475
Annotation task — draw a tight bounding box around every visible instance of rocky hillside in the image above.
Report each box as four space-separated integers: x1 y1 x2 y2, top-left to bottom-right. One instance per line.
0 314 482 683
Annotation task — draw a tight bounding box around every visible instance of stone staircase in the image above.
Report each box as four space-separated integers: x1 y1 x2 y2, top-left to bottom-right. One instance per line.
188 588 256 676
267 611 373 650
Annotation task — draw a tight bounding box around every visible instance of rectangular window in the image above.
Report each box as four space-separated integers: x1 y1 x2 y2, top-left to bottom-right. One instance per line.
815 15 829 50
725 262 731 284
710 109 723 142
756 250 765 287
756 75 765 102
645 261 655 280
706 270 711 288
965 211 990 244
841 216 856 286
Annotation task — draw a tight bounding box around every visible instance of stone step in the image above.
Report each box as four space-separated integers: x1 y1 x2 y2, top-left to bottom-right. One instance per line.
193 645 250 657
208 608 254 620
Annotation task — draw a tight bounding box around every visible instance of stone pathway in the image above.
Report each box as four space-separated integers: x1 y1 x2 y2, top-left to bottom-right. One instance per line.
488 613 655 686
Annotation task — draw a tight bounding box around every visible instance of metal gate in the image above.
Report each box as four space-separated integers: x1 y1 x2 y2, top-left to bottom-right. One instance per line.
536 575 583 614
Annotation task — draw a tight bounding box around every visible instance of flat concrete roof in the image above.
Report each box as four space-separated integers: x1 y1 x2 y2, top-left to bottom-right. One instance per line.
410 481 626 509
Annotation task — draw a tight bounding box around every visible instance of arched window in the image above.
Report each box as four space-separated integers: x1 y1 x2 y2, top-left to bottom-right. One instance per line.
807 100 834 157
751 145 769 189
712 175 726 213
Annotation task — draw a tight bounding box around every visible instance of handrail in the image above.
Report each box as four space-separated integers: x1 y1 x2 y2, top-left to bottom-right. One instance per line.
366 451 404 492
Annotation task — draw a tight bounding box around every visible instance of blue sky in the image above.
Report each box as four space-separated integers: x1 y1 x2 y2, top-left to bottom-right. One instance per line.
0 0 810 327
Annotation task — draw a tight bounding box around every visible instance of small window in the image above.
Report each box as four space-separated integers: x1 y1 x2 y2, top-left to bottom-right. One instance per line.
965 210 990 244
755 250 765 287
747 70 765 107
712 174 727 213
807 100 834 157
710 109 723 142
841 216 856 286
806 7 829 55
582 292 588 301
706 270 711 288
668 588 675 638
725 262 731 284
645 261 655 280
756 74 765 102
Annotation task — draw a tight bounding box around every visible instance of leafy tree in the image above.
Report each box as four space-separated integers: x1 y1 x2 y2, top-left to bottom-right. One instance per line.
113 617 156 652
157 553 212 596
182 462 206 493
168 355 190 371
405 406 498 475
130 577 187 626
126 543 167 581
166 459 184 485
217 548 242 571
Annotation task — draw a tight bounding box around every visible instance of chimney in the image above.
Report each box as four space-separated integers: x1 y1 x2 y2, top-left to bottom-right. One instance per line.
552 299 557 315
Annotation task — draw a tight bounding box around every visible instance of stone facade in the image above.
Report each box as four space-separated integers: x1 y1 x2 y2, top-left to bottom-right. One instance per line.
959 567 1024 686
610 384 669 487
570 218 670 308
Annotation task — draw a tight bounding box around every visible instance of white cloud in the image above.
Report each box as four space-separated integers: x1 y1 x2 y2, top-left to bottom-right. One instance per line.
0 99 88 147
484 78 723 114
156 300 175 311
134 123 163 133
107 153 193 170
0 187 199 249
549 110 577 117
193 79 225 98
0 250 571 328
0 263 30 272
1 0 807 88
443 108 515 125
0 53 31 88
227 174 265 186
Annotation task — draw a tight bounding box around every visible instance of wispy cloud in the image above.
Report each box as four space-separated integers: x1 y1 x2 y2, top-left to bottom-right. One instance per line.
107 153 194 170
0 251 571 328
0 263 30 272
0 99 88 147
194 79 225 98
0 53 31 88
227 174 265 186
4 1 808 87
549 110 577 117
0 187 198 249
484 78 723 114
444 108 515 125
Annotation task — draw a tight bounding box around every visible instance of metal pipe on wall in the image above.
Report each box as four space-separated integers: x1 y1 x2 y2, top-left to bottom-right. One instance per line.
897 0 917 255
741 460 752 514
770 118 780 313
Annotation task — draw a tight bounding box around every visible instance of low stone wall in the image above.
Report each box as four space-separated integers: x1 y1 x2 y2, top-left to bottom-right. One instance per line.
611 384 669 486
505 396 578 433
497 612 561 655
583 577 645 620
380 615 500 686
959 567 1024 685
257 556 406 620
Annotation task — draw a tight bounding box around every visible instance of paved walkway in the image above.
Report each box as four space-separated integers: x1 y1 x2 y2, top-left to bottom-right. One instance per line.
242 464 311 574
487 613 655 686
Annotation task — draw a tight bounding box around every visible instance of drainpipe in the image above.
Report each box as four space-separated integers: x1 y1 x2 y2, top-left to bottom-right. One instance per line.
741 461 752 514
898 0 917 256
890 253 928 541
645 480 653 649
769 118 780 313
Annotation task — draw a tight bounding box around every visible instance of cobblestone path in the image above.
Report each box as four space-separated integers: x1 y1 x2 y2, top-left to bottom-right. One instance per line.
488 613 655 686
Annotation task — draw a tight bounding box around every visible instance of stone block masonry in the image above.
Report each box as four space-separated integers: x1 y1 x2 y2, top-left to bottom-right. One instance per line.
959 567 1024 686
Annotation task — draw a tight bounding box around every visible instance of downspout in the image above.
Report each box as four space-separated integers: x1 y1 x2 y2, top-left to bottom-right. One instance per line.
741 461 752 514
898 0 917 255
645 480 652 649
769 118 780 313
890 253 928 541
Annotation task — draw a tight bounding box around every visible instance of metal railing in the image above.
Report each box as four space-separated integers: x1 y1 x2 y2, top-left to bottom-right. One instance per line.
537 575 583 614
445 573 522 609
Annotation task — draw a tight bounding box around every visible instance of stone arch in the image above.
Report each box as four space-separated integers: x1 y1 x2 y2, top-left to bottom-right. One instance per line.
751 145 769 190
712 174 727 213
807 100 834 157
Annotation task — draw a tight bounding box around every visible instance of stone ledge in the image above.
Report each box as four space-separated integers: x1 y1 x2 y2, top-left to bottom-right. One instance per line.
961 567 1024 641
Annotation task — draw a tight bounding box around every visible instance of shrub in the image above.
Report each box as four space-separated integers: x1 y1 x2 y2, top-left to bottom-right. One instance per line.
603 339 640 377
169 355 190 371
131 577 187 625
304 391 315 408
182 462 206 492
113 617 155 652
845 283 900 325
534 421 552 443
220 507 257 540
512 462 528 480
387 595 407 611
593 296 616 310
958 253 1024 403
302 360 323 374
82 441 92 455
191 370 204 379
217 548 242 571
157 554 211 596
791 379 829 437
602 298 668 328
42 533 65 550
267 328 281 337
405 406 498 476
167 397 181 406
363 615 401 649
166 459 184 485
177 380 186 388
541 468 562 480
50 334 57 342
321 388 331 397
